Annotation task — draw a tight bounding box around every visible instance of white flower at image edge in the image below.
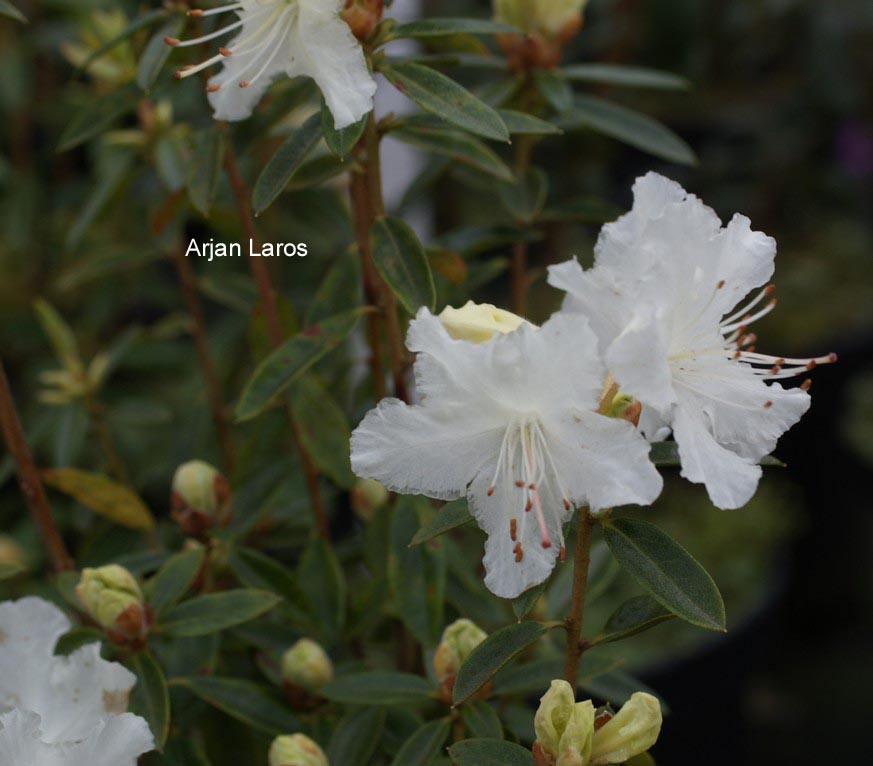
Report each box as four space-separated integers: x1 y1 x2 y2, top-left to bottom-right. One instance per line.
168 0 377 127
548 172 836 510
0 597 153 766
351 309 663 599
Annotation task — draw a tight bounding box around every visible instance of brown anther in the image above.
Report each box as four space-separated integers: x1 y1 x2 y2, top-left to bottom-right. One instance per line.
801 379 812 391
515 480 525 488
737 325 748 336
746 345 756 353
743 333 757 346
716 279 725 289
510 519 517 541
828 352 838 363
219 47 232 56
769 364 782 375
733 350 741 359
206 84 221 93
187 9 204 17
768 298 778 308
764 284 776 296
487 486 495 497
164 37 180 46
806 360 817 370
525 499 532 512
562 499 571 511
239 80 250 88
541 539 552 550
513 542 524 563
763 400 773 409
559 546 566 562
528 482 537 490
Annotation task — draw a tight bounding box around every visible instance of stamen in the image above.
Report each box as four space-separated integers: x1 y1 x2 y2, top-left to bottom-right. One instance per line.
801 379 812 391
206 83 221 92
514 542 524 563
515 480 525 488
487 487 495 497
189 3 244 18
168 18 245 48
559 546 566 562
510 519 517 541
721 299 777 334
763 401 773 409
175 51 226 79
219 47 232 57
721 284 776 326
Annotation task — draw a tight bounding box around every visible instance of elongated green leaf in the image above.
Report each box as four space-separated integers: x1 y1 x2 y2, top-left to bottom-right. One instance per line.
305 249 361 326
449 739 534 766
290 377 354 488
461 701 503 740
532 70 573 114
579 669 665 709
58 83 142 152
491 653 620 697
298 537 346 646
649 440 785 467
77 10 167 75
498 109 562 135
33 300 82 373
370 216 436 314
42 468 155 531
148 548 205 619
0 1 26 22
176 676 299 734
284 155 347 190
228 547 313 621
235 308 365 421
137 16 183 90
388 18 518 41
603 518 725 631
0 563 22 581
53 627 103 655
562 63 689 90
432 225 540 257
590 595 674 647
498 167 548 222
322 100 368 156
327 707 386 766
392 126 513 182
128 652 170 749
322 672 435 705
252 112 322 214
186 127 225 217
161 589 281 636
390 719 451 766
409 499 474 546
512 580 548 621
381 61 509 142
560 95 696 165
453 621 558 704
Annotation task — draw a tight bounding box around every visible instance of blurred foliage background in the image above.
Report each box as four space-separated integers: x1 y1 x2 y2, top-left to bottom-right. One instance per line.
0 0 870 764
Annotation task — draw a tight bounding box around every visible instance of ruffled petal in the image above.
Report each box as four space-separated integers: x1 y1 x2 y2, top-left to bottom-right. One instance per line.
0 710 63 766
63 713 154 766
289 0 376 129
351 398 504 500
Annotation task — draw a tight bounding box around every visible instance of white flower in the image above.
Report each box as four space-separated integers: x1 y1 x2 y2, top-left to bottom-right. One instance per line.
350 308 662 599
167 0 377 128
548 172 836 509
0 597 153 765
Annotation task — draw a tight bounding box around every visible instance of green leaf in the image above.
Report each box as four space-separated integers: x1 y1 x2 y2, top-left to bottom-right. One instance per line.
432 225 540 257
390 719 451 766
128 652 170 749
186 127 225 217
33 299 82 373
579 669 664 709
390 498 445 647
381 61 509 142
41 468 155 531
137 16 184 90
252 112 322 215
453 621 558 704
388 18 519 41
560 95 696 165
305 248 361 326
512 580 547 621
562 63 690 90
290 377 355 488
297 536 346 646
321 672 435 706
161 589 281 636
409 498 474 546
532 70 573 114
370 216 436 314
284 155 347 191
235 308 365 421
461 701 503 740
590 595 674 647
0 1 26 22
649 440 785 467
498 167 548 222
602 518 726 631
53 627 103 655
328 708 386 766
175 676 299 735
0 563 22 580
540 196 622 224
391 125 514 182
57 83 142 152
449 739 534 766
497 109 562 136
148 548 205 619
322 101 368 156
76 10 168 75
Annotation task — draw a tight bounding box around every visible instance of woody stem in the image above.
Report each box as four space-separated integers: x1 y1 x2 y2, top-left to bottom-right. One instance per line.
563 510 594 686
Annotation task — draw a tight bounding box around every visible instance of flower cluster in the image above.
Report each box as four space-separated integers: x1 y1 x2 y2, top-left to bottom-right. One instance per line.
351 173 834 598
0 597 153 765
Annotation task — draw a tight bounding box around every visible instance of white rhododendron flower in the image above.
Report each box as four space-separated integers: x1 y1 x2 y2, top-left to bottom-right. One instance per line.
350 308 662 599
0 597 153 765
549 172 836 510
167 0 377 127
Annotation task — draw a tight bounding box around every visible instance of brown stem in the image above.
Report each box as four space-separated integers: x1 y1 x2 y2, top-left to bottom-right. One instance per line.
0 358 72 572
170 245 235 473
84 393 129 484
563 510 594 686
221 130 329 540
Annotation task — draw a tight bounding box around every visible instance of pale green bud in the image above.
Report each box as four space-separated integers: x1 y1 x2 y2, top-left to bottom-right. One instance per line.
494 0 588 37
0 536 26 570
171 460 231 536
76 565 147 638
534 680 595 765
601 392 642 427
439 301 529 344
268 734 328 766
351 478 389 523
281 639 334 691
433 618 488 681
590 693 662 764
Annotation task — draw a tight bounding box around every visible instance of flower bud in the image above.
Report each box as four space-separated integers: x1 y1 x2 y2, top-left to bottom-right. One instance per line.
341 0 384 42
533 680 595 766
268 734 328 766
281 639 334 692
171 460 231 538
0 536 26 570
433 618 488 681
351 478 389 523
602 392 642 427
76 565 148 643
589 692 662 764
494 0 587 70
439 301 529 344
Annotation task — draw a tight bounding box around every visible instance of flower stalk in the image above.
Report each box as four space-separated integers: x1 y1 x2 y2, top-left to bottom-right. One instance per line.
563 510 593 686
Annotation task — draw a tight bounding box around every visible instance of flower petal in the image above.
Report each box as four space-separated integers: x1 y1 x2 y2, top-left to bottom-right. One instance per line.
351 398 504 500
0 710 63 766
63 713 154 766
